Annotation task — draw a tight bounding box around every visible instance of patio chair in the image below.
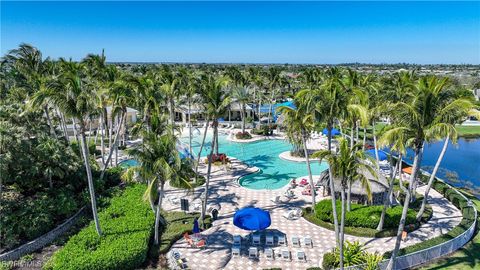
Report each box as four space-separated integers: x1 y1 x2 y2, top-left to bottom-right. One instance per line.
265 248 274 260
278 234 286 246
270 195 281 204
281 249 291 261
292 236 300 247
265 234 274 246
196 239 206 249
299 178 308 186
233 235 242 246
304 236 313 247
252 233 261 245
231 246 241 256
283 210 296 220
296 250 306 262
248 247 258 258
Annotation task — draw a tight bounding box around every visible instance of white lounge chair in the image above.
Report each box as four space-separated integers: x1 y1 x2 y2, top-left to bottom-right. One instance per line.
271 195 281 204
292 236 300 247
304 236 313 247
278 235 286 246
265 248 274 260
296 250 306 261
233 235 242 246
265 234 274 246
252 233 261 245
248 247 258 258
232 246 241 256
167 195 180 205
281 249 291 261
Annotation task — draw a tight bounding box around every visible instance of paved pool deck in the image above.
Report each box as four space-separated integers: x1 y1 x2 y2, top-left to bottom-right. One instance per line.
162 155 462 270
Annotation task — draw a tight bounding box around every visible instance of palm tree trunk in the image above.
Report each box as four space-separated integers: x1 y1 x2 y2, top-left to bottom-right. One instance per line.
88 117 93 142
94 117 99 145
362 127 367 151
301 131 316 209
188 98 193 157
372 121 380 173
214 122 219 155
56 108 69 142
44 105 57 139
410 145 425 201
201 124 217 226
169 99 175 132
355 121 359 142
100 116 105 165
377 155 401 231
416 137 449 221
108 115 113 166
339 186 346 270
100 111 126 180
154 181 165 245
79 123 102 236
241 104 246 133
195 119 210 179
387 151 420 270
328 167 340 244
327 124 333 152
48 174 53 189
71 118 79 143
103 107 109 139
347 181 352 212
350 124 355 148
338 121 344 139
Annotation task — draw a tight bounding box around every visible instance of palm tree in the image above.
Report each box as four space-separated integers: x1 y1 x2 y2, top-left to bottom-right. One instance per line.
4 44 58 138
265 67 283 125
296 67 348 243
36 136 67 189
313 139 374 270
31 60 102 235
231 86 250 133
199 74 230 224
383 76 478 270
124 121 185 245
277 103 317 208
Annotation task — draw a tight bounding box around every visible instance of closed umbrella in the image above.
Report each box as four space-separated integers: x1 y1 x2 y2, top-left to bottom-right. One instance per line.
192 218 200 234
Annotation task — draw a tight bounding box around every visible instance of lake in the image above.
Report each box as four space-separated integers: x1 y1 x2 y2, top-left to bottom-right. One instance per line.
403 137 480 189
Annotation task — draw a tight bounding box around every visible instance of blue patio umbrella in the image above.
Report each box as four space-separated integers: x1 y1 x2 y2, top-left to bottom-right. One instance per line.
233 207 271 231
192 218 200 234
322 128 341 136
365 149 388 161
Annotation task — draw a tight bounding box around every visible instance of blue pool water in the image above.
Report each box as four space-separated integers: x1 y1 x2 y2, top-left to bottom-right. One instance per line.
184 133 329 190
119 159 138 168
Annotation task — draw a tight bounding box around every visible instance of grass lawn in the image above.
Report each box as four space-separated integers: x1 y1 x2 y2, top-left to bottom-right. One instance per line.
420 190 479 270
454 125 480 138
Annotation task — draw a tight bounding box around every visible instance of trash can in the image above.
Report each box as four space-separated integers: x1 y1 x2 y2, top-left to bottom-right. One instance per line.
211 208 219 221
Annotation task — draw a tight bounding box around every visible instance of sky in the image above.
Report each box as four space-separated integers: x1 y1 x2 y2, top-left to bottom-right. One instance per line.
1 1 479 64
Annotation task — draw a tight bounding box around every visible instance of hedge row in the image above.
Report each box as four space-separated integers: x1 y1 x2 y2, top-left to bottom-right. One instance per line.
44 184 155 270
384 180 476 258
314 199 418 230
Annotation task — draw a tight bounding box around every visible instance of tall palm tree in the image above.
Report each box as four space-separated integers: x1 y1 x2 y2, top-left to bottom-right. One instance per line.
199 74 230 224
31 60 102 235
296 67 348 243
231 86 250 133
313 139 374 270
265 67 283 125
124 120 185 245
277 103 317 208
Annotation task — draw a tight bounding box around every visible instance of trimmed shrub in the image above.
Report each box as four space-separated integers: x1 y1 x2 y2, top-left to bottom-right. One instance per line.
44 184 155 270
235 131 252 140
314 200 418 230
322 252 336 269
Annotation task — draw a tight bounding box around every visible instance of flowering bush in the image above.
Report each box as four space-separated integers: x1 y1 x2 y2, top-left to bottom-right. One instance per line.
204 153 230 164
235 131 252 140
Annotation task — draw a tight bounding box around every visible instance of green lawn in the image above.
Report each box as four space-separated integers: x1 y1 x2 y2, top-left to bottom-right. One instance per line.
421 190 479 270
346 124 480 139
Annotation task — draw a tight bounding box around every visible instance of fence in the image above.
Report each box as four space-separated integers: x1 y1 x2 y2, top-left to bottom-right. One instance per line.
0 206 86 262
340 174 478 270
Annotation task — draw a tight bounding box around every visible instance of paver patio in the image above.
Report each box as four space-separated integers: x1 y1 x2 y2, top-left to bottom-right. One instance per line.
163 156 462 270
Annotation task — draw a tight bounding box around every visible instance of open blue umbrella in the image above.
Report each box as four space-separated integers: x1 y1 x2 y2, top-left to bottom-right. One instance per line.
365 149 388 161
322 128 341 136
233 207 271 231
192 218 200 234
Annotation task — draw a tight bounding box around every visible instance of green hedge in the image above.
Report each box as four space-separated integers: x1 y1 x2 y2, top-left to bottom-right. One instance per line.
44 184 154 270
384 180 476 258
314 200 418 230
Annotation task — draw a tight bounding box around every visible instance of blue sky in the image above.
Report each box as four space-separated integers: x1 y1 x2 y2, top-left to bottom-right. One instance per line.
1 1 479 64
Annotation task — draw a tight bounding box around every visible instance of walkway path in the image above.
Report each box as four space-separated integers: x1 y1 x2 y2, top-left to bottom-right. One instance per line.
164 160 462 270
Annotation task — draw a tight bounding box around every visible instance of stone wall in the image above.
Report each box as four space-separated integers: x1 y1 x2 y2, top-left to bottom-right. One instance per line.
0 206 86 262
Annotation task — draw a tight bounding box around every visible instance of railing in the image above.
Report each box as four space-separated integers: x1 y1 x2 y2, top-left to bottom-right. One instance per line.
339 175 478 270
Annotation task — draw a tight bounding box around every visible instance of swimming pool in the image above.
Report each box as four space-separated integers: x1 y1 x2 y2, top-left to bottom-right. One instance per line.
184 132 328 190
118 159 139 168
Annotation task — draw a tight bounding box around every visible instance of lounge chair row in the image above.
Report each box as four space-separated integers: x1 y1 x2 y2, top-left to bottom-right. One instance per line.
233 246 307 262
234 234 313 247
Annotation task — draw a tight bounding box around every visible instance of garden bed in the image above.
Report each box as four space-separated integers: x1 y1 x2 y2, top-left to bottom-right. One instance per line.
303 199 432 238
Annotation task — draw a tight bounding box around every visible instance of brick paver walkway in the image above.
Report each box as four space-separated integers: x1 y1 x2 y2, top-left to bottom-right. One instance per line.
163 158 462 270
